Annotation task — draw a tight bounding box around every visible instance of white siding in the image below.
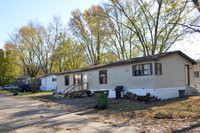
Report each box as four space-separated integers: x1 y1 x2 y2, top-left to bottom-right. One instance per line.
40 75 57 91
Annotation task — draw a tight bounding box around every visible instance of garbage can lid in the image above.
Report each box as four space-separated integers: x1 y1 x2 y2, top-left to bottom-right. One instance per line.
94 89 109 92
115 86 123 91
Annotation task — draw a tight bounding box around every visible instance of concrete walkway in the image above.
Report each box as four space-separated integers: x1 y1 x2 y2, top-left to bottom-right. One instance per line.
0 94 138 133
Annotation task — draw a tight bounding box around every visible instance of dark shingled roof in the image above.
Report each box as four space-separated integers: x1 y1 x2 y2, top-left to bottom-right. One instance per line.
55 50 197 75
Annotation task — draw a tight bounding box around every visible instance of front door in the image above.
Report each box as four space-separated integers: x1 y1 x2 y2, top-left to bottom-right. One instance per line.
185 65 190 85
73 74 82 85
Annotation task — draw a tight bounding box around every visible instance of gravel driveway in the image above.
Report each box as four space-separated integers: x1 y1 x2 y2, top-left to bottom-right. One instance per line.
0 94 142 133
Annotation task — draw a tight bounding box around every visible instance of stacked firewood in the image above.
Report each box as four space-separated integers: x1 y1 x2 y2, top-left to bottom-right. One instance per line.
123 92 161 104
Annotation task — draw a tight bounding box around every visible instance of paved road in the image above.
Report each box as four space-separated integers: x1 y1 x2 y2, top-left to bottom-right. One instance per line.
0 94 138 133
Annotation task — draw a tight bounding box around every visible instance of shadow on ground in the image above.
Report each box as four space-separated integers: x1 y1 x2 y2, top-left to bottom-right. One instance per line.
0 94 91 132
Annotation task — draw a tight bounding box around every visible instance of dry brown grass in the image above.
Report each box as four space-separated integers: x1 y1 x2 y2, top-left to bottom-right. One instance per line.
31 94 200 121
149 96 200 119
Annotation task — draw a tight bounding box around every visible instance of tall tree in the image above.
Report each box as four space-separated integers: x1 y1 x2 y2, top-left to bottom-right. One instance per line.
35 16 65 74
109 0 192 56
4 42 21 76
0 49 16 89
192 0 200 12
69 5 111 65
7 16 66 76
7 23 40 77
105 3 140 60
54 35 86 72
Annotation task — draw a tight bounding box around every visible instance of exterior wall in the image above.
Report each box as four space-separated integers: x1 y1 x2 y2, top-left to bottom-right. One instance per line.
40 75 57 91
155 54 194 89
194 66 200 88
57 73 74 90
40 78 47 90
87 63 154 90
57 62 155 96
154 54 195 99
56 54 195 100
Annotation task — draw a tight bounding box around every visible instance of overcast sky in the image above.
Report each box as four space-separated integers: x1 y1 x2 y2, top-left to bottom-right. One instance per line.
0 0 200 59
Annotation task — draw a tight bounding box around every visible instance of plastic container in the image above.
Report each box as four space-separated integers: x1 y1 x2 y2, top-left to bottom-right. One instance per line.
13 88 18 96
178 90 186 98
94 90 109 109
57 95 62 99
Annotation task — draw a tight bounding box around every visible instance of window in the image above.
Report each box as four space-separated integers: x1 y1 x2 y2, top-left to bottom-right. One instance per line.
73 74 82 85
99 70 107 84
52 78 57 82
143 64 151 75
194 71 199 78
65 75 69 86
132 63 152 76
155 63 162 75
135 64 142 76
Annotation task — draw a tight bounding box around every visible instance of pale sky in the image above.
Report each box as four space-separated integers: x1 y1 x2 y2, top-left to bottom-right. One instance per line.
0 0 104 48
0 0 200 59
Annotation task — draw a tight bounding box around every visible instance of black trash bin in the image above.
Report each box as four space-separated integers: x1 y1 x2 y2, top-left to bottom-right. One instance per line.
114 86 123 99
178 90 186 98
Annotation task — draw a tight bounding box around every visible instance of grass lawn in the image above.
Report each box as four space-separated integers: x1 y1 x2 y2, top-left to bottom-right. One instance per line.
105 96 200 120
135 96 200 119
31 94 57 101
0 90 54 96
17 91 54 96
0 90 11 93
29 94 200 121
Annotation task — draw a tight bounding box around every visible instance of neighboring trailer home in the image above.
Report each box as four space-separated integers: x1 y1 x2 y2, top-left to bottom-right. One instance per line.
40 74 57 91
194 65 200 88
56 51 197 100
17 75 30 85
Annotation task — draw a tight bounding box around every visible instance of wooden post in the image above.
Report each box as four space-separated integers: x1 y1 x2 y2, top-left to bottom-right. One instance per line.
78 84 79 91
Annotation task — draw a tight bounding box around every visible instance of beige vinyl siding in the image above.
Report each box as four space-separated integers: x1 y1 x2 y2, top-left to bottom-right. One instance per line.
57 62 155 91
57 54 195 91
194 66 200 85
155 54 194 89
